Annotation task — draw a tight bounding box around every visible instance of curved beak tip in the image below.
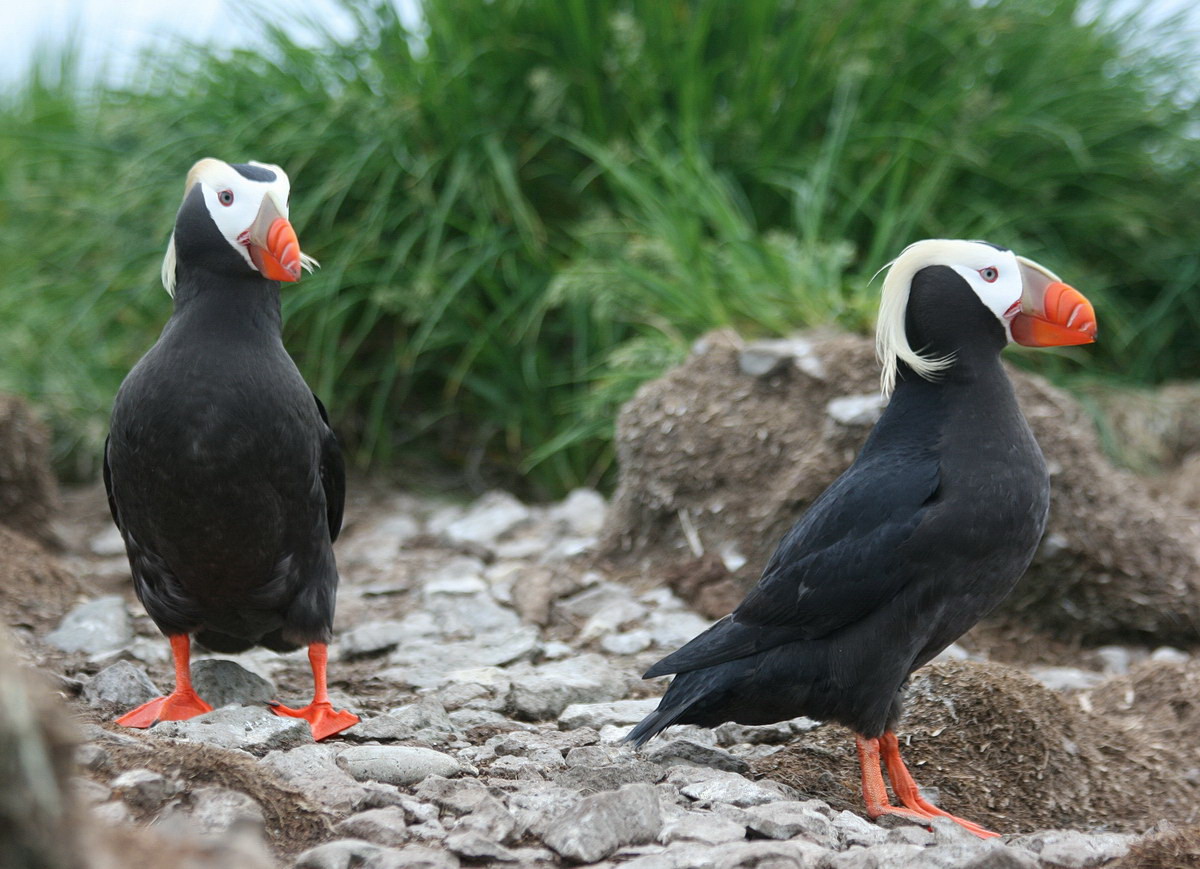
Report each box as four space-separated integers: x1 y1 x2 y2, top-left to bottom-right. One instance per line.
1012 282 1097 348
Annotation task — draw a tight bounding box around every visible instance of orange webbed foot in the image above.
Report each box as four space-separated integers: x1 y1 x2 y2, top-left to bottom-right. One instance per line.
270 699 359 741
116 688 213 728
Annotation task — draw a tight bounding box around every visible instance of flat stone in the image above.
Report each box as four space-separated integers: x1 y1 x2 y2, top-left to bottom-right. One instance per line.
555 760 666 794
559 698 661 731
44 595 132 654
454 795 521 842
190 658 275 707
393 844 462 869
82 660 159 708
644 609 712 650
642 738 750 774
558 582 640 620
338 620 408 659
442 491 531 548
1009 830 1134 868
333 807 409 847
153 705 311 753
158 786 265 837
445 831 519 862
294 839 424 869
542 782 663 863
1027 666 1104 692
510 654 629 720
350 696 458 743
658 810 746 845
714 717 820 746
262 744 369 813
825 842 929 869
738 337 825 380
827 393 886 426
741 800 837 845
504 782 583 838
579 598 649 642
110 768 176 812
672 767 796 807
601 630 653 655
831 809 888 847
339 745 463 786
549 488 608 537
414 776 492 815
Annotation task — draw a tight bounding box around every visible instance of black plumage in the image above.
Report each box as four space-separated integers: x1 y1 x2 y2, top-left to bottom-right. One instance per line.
628 241 1096 836
105 159 357 739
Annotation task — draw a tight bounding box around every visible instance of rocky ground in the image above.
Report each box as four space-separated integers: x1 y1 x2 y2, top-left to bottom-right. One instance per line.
4 332 1200 869
0 480 1191 869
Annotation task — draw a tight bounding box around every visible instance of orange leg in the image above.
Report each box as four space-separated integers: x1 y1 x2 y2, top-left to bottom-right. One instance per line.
116 634 213 728
270 643 359 740
856 732 998 839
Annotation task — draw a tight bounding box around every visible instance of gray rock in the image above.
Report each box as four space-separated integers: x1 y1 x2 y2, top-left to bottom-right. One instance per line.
601 630 653 655
442 491 530 548
44 595 132 654
510 654 629 720
153 705 311 753
75 742 112 773
262 744 369 813
714 717 820 746
293 839 419 869
333 807 409 847
825 842 928 869
549 488 608 537
1150 645 1189 664
71 777 111 807
741 800 837 845
644 609 712 650
454 795 522 842
350 696 459 743
445 831 519 862
934 840 1041 869
558 582 639 620
542 782 663 863
392 845 461 869
555 760 665 794
339 745 463 786
738 337 825 380
831 810 888 847
415 776 492 815
672 767 796 807
435 666 514 711
91 800 133 824
1009 830 1134 868
110 768 176 813
82 660 159 708
339 620 408 659
504 782 584 838
827 393 886 427
658 810 746 845
159 786 266 837
1027 666 1104 692
578 597 649 642
1093 645 1133 675
190 658 275 707
642 738 751 774
559 698 661 731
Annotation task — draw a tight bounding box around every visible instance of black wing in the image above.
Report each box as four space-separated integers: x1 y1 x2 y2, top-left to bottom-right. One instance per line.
645 449 940 678
102 435 122 531
313 393 346 542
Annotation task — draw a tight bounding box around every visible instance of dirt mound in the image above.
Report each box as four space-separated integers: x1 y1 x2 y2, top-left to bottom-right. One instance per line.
600 330 1200 646
1111 823 1200 869
1086 659 1200 774
1080 381 1200 473
0 526 88 631
0 628 79 869
0 393 59 547
752 660 1199 834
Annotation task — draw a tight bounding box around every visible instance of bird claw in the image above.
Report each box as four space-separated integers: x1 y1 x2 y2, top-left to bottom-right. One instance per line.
270 699 359 740
116 689 213 728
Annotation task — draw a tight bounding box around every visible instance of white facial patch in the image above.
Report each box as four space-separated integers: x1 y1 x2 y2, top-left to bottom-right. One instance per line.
161 159 293 295
876 239 1027 395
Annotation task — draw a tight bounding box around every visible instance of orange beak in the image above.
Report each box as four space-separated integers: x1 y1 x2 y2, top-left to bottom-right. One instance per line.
1010 258 1097 347
246 193 303 282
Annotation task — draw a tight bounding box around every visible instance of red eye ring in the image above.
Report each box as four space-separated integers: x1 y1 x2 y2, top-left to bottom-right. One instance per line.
218 190 234 206
979 266 999 282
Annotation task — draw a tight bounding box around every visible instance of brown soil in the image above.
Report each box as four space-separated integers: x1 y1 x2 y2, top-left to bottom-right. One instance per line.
752 660 1200 835
600 330 1200 647
1110 823 1200 869
80 719 335 860
0 393 59 547
0 526 90 632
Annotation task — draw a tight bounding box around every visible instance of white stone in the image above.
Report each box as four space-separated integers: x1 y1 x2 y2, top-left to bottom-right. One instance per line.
826 393 886 427
442 491 531 548
45 596 132 654
153 706 312 753
339 745 463 786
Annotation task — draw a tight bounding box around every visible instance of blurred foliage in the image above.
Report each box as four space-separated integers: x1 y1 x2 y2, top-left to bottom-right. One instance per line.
2 0 1199 495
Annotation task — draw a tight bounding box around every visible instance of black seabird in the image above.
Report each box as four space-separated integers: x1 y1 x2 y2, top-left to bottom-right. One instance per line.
105 158 358 740
627 239 1097 837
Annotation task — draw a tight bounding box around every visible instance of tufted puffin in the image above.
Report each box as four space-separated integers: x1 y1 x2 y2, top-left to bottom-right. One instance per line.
627 239 1097 837
104 159 358 740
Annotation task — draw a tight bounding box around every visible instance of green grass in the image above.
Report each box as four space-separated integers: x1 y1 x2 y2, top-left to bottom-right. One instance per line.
2 0 1199 495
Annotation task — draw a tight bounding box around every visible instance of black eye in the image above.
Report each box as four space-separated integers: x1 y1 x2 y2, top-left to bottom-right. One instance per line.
218 190 234 206
979 267 998 282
